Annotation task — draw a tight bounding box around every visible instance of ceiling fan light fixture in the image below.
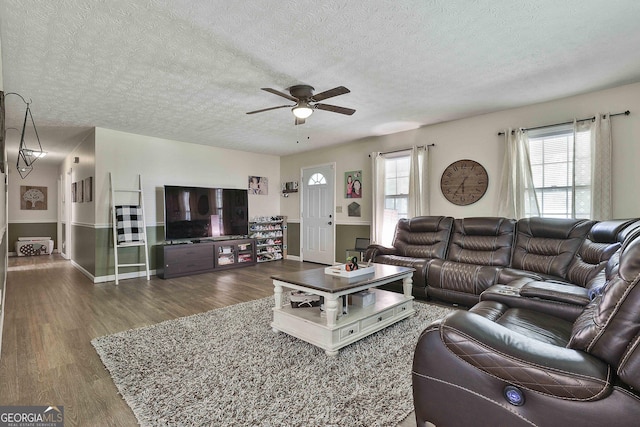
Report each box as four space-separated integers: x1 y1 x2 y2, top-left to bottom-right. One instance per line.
292 103 313 119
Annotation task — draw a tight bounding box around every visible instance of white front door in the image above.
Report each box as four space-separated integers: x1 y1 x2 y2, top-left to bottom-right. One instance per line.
301 164 335 264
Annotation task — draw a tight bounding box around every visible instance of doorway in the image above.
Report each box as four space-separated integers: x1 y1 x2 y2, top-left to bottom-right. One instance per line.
301 163 335 264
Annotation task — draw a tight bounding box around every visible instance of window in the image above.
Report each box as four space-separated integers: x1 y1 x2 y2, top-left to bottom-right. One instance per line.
307 173 326 186
384 153 410 217
377 152 410 245
526 124 591 218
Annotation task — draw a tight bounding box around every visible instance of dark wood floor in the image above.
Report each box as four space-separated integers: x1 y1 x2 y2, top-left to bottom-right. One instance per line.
0 255 324 426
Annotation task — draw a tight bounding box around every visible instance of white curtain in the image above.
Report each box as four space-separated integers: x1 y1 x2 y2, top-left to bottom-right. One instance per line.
371 146 431 246
371 152 386 244
588 113 612 220
497 129 539 219
408 145 430 217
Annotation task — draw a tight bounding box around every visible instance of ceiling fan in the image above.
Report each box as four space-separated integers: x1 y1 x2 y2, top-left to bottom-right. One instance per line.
246 85 355 125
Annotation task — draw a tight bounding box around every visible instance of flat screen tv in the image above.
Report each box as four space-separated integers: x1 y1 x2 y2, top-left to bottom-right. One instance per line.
164 185 249 241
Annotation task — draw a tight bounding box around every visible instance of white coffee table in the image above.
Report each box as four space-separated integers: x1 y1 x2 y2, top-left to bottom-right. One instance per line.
270 264 415 356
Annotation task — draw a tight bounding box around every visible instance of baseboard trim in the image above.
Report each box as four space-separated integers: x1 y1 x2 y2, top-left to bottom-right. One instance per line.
93 269 158 284
70 260 156 284
286 255 301 261
71 260 95 282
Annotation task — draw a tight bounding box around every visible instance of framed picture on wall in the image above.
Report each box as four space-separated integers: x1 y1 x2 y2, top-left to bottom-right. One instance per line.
85 177 93 202
248 176 268 195
345 170 362 198
20 186 47 210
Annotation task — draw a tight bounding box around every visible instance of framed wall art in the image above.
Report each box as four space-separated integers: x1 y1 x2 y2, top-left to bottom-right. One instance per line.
21 185 47 210
85 177 93 202
248 176 268 195
345 170 362 198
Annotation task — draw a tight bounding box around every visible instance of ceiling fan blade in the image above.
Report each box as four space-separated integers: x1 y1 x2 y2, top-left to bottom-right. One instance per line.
261 87 298 102
311 86 350 102
246 105 293 114
295 117 306 125
314 103 356 115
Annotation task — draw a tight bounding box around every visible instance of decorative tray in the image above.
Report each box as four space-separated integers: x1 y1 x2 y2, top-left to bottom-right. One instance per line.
324 264 375 278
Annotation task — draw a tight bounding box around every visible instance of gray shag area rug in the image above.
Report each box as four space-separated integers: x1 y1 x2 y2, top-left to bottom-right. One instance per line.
92 297 453 427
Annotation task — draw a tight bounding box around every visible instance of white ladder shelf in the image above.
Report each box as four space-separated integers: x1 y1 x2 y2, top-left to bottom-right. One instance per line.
109 173 150 285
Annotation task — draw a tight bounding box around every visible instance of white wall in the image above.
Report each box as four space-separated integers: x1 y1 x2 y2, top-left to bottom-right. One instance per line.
94 128 281 227
8 162 59 224
0 33 3 91
281 81 640 222
59 129 96 226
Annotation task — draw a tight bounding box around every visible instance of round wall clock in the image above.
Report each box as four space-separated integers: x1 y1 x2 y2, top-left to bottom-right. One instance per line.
440 159 489 206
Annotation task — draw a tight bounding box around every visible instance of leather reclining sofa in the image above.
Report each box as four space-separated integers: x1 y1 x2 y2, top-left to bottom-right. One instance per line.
365 216 640 311
365 216 640 425
411 225 640 426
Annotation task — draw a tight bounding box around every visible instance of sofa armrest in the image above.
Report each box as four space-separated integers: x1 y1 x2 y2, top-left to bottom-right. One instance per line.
365 244 397 261
440 311 611 400
520 281 591 305
481 284 584 322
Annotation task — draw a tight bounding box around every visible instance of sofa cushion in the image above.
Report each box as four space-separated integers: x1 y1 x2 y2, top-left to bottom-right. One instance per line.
564 219 637 287
392 216 454 259
439 302 608 400
566 241 620 286
511 217 594 279
469 302 574 346
446 217 515 266
427 259 501 303
373 254 432 289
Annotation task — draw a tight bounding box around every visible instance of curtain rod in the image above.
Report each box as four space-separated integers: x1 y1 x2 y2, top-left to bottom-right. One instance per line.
368 143 436 157
497 110 630 136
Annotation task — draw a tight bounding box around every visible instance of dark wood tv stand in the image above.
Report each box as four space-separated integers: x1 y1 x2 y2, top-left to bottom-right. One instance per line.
157 238 256 279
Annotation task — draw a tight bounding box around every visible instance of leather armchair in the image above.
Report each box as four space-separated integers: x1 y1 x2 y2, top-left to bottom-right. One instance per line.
412 229 640 427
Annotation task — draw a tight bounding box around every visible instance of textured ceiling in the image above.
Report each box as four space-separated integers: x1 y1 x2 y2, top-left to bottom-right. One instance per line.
2 0 640 164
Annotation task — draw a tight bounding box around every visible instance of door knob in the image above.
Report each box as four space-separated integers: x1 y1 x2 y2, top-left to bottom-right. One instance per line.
328 221 332 225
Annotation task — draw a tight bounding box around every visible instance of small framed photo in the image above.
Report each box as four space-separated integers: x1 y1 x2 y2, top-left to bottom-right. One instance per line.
345 170 362 198
85 177 93 202
248 176 268 195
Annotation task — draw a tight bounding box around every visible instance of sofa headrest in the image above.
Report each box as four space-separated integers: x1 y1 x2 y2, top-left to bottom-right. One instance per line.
393 216 454 259
616 219 640 244
512 217 594 279
447 218 516 267
589 219 640 243
455 217 516 236
518 217 594 239
397 216 454 233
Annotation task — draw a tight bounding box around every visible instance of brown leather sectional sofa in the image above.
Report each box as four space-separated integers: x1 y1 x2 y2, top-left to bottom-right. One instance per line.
411 223 640 426
366 216 640 312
